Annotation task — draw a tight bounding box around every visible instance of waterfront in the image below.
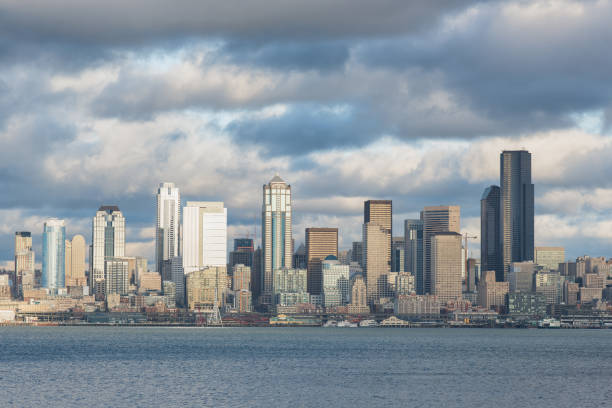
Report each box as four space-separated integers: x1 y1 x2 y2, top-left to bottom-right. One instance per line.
1 327 611 407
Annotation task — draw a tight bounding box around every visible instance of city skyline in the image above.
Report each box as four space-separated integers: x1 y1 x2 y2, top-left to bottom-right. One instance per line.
3 1 612 267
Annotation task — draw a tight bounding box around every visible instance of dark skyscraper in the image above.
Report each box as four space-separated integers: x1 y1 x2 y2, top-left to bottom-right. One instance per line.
404 219 424 294
229 238 254 270
481 185 502 281
500 150 534 278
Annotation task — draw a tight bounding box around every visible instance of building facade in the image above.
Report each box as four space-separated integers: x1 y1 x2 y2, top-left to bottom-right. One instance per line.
421 206 460 294
14 231 34 298
404 219 424 293
155 182 181 276
534 247 565 271
322 257 349 307
481 185 502 281
430 232 463 303
91 206 125 296
305 227 338 296
65 234 86 287
500 150 535 277
42 219 66 294
183 201 227 274
262 175 293 305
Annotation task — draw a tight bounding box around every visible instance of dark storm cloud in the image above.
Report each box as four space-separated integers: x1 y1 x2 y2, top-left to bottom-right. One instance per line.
0 1 473 45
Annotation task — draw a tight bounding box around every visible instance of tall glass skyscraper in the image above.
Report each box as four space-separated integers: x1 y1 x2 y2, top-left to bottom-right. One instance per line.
481 185 502 281
42 219 66 293
500 150 534 279
404 219 424 293
261 175 292 306
156 182 180 277
91 206 125 295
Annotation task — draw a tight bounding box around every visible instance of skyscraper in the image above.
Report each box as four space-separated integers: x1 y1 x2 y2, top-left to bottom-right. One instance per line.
156 182 181 277
363 222 390 305
261 175 292 306
391 237 405 273
90 206 125 296
481 185 502 281
42 219 66 293
364 200 392 267
500 150 534 278
430 232 462 303
421 206 460 294
14 231 34 298
305 227 338 296
183 201 227 274
404 219 424 293
229 238 254 269
65 234 86 287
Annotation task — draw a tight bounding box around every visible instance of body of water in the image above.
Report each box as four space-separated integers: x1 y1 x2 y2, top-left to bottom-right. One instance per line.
0 327 610 407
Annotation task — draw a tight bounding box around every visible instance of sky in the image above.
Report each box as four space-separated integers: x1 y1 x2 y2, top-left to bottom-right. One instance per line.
2 0 612 269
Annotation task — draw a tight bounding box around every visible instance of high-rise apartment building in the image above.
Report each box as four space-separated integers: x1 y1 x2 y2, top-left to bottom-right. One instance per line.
481 185 502 281
261 175 292 305
404 219 424 293
91 206 125 296
500 150 534 277
156 182 181 277
183 201 227 274
42 219 66 293
65 234 86 287
534 247 565 271
305 227 338 296
105 258 130 295
430 232 462 303
14 231 34 298
421 206 460 294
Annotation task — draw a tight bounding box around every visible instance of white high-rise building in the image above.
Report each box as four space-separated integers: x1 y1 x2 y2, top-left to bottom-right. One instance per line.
42 219 66 294
156 182 181 276
183 201 227 274
261 175 293 306
90 206 125 296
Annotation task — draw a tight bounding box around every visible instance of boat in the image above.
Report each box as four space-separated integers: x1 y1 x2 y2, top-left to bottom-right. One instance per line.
337 320 358 328
538 318 561 328
323 320 338 327
359 319 379 327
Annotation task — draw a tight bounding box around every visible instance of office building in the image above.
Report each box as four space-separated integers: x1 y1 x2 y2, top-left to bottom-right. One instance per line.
65 234 86 287
321 256 350 307
508 261 536 293
104 257 129 295
14 231 34 298
363 222 391 305
421 206 460 294
229 238 254 269
534 271 564 305
500 150 535 277
251 247 262 302
465 258 478 293
163 280 177 308
507 292 547 316
404 219 424 293
138 272 162 293
232 264 251 291
394 294 441 317
563 281 579 305
348 274 369 314
306 227 338 296
364 200 392 265
272 268 309 306
155 182 181 276
395 272 415 296
186 266 228 310
42 219 66 293
391 237 405 273
535 247 565 271
170 256 185 307
481 185 502 281
91 206 125 296
351 241 363 267
183 201 227 274
430 232 462 303
478 270 509 309
262 175 292 305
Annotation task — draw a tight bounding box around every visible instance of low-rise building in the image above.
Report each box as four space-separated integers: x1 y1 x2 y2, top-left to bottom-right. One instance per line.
394 294 440 318
507 292 547 317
